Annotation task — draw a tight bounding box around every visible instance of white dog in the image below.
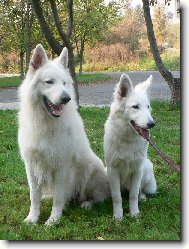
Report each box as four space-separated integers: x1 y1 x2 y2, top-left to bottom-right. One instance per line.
104 74 157 220
18 44 110 225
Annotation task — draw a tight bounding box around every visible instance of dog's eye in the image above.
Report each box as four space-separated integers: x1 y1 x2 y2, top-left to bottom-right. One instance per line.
45 80 54 85
132 105 139 109
147 105 150 108
63 82 66 86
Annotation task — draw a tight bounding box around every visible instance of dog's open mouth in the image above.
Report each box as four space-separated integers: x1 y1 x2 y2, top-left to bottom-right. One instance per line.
130 120 149 140
43 96 63 118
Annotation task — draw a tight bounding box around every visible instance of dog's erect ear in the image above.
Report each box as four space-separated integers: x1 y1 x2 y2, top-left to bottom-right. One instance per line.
58 47 68 68
30 44 48 71
135 75 153 93
117 74 133 99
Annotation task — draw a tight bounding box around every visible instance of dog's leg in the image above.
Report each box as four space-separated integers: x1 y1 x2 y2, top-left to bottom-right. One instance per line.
24 170 42 224
129 167 143 217
108 167 123 220
45 170 66 226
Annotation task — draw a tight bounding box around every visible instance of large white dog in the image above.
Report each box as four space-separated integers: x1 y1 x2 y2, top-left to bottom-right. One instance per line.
104 74 157 220
18 44 110 225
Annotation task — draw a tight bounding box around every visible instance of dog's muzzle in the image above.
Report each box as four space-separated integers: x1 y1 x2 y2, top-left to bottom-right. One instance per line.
43 92 71 118
131 120 155 140
147 121 155 129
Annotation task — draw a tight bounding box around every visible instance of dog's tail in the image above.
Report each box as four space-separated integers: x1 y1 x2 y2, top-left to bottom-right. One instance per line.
141 159 157 195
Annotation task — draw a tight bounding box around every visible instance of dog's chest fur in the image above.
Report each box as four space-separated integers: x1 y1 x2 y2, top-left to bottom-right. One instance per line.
19 110 76 168
105 112 148 169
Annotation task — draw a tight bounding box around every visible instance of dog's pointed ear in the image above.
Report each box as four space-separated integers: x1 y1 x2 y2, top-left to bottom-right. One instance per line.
30 44 48 71
135 75 153 93
58 47 68 68
116 74 133 100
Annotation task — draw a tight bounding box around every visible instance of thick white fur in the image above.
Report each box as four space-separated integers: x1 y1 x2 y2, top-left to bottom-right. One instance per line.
104 74 157 220
18 44 110 225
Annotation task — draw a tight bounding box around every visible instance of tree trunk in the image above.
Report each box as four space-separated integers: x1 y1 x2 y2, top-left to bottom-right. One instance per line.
25 2 33 74
20 51 24 80
67 46 79 105
31 0 62 54
25 37 31 74
79 40 85 75
79 58 83 75
25 18 31 74
142 0 180 104
171 77 180 104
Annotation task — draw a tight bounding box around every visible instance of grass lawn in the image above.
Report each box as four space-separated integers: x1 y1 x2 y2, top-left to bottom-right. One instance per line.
77 73 111 85
0 73 111 88
0 101 180 240
0 76 21 88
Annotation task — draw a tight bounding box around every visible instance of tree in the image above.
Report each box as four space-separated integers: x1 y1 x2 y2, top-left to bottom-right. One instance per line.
25 1 34 74
1 0 28 78
31 0 122 104
73 0 119 74
142 0 180 103
0 0 43 78
105 3 145 53
31 0 79 105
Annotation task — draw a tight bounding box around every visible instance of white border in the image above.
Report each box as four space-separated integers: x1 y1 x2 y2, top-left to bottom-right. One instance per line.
182 0 189 248
1 1 188 248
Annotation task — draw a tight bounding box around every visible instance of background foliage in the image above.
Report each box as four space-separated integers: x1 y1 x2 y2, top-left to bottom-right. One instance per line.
0 0 180 74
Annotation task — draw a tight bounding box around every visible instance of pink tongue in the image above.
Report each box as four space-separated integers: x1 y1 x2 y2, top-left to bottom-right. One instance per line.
140 128 149 140
52 104 62 112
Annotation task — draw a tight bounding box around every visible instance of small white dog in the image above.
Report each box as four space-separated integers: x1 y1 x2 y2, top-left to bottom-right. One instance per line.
18 44 110 225
104 74 157 219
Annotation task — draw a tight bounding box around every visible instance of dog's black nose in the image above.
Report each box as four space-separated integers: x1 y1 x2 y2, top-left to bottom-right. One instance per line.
147 121 155 129
61 91 71 104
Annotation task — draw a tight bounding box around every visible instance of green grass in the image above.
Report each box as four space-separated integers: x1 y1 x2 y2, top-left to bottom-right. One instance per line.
0 101 180 240
77 73 111 85
0 76 21 88
0 73 111 88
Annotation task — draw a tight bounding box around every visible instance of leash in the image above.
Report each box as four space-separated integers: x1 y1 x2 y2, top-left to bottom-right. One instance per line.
146 137 180 172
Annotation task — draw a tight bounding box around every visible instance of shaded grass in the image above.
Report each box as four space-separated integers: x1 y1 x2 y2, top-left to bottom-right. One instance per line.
0 73 111 88
0 101 180 240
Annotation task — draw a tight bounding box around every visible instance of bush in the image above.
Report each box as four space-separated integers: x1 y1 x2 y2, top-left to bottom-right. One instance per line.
0 52 20 74
82 49 180 72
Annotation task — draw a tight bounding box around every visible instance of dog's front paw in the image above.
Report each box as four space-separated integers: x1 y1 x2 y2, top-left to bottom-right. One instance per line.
113 208 123 220
24 214 38 224
139 193 146 201
130 210 140 218
45 216 60 226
